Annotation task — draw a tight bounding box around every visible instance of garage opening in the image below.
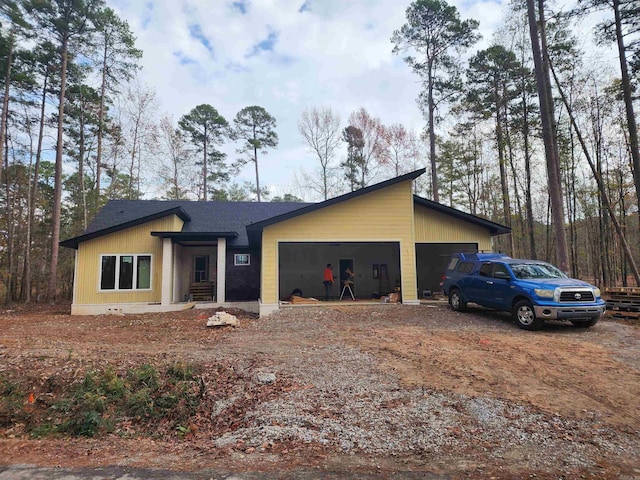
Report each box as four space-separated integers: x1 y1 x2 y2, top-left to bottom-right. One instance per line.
278 242 400 301
416 243 477 295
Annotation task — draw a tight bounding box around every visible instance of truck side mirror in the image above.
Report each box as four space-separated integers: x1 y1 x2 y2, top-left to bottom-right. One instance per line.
494 271 511 280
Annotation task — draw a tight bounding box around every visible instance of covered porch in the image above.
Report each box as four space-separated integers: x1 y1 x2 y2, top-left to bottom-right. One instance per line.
152 232 232 306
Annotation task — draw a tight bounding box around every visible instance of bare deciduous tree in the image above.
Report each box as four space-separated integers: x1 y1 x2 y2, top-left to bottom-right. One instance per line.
298 105 341 200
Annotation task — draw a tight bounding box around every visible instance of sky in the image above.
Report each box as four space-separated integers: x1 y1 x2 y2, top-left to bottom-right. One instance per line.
106 0 511 200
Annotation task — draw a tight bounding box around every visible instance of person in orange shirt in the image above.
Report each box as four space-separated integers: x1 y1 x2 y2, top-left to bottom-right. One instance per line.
323 263 334 301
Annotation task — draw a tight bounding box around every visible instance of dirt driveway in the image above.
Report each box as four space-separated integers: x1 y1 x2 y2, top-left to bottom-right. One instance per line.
0 303 639 479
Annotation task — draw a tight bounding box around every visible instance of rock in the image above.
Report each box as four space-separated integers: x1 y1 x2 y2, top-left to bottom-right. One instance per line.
206 311 239 327
254 372 276 384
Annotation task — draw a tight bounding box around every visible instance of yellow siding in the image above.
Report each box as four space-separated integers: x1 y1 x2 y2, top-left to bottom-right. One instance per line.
261 181 417 303
414 204 492 250
75 215 183 305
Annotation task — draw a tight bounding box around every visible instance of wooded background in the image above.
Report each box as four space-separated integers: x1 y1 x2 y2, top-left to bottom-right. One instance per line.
0 0 638 304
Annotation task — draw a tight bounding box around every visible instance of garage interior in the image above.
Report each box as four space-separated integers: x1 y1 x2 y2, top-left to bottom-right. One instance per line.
278 242 401 301
415 243 478 295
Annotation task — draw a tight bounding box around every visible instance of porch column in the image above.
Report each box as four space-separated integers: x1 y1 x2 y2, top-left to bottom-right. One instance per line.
217 238 226 303
72 250 79 305
161 238 173 305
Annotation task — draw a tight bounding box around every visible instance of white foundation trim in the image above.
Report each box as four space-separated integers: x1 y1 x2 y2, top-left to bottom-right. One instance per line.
259 300 280 317
403 299 421 305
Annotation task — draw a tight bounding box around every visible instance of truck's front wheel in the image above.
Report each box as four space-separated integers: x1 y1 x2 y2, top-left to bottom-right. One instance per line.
513 300 544 330
448 289 467 312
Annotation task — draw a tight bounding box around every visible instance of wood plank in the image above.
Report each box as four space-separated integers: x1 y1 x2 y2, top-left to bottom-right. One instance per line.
605 310 640 319
603 287 640 296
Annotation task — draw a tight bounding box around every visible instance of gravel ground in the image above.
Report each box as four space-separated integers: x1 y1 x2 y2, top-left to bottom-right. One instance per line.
1 303 639 478
208 306 639 477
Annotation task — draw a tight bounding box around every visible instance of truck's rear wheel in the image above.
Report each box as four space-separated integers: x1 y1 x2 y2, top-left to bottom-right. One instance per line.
513 300 544 331
448 289 467 312
571 318 599 328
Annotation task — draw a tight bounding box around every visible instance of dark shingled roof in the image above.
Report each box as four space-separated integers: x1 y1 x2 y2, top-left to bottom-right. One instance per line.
60 169 510 249
60 200 311 249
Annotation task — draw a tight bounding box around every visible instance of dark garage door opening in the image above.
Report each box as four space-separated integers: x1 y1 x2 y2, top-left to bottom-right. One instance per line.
416 243 477 295
278 242 400 301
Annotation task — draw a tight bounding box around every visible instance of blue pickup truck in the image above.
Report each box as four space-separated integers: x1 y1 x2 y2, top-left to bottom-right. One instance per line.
441 253 606 330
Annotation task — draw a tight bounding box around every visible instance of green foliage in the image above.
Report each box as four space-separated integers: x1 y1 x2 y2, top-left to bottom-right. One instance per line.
391 0 480 201
233 105 278 201
233 106 278 158
167 361 197 382
179 104 229 147
126 387 155 418
271 193 304 203
466 45 523 118
341 125 365 191
0 375 25 428
179 104 230 200
0 363 208 439
92 6 142 88
391 0 480 93
128 363 160 390
100 367 127 397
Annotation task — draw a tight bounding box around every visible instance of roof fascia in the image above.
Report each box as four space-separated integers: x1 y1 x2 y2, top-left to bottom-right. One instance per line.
60 206 191 249
413 196 510 235
150 231 238 239
247 169 426 233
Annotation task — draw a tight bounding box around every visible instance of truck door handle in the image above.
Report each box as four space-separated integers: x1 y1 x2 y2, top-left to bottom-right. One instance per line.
486 281 494 285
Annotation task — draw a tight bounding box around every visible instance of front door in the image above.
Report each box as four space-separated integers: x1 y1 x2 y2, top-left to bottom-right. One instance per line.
194 255 209 283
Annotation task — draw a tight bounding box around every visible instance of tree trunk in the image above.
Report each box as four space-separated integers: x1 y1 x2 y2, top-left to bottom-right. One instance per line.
427 62 439 202
494 83 513 256
22 72 49 303
526 0 570 271
96 42 107 206
47 34 70 302
254 144 261 202
522 93 537 259
128 112 140 199
618 168 628 286
203 124 207 201
79 98 88 229
3 141 15 303
612 0 640 217
506 119 524 258
0 31 14 185
550 57 640 285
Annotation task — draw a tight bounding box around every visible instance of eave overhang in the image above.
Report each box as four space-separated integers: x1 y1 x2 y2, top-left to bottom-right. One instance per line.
150 231 239 241
60 206 192 249
413 196 511 236
245 169 427 246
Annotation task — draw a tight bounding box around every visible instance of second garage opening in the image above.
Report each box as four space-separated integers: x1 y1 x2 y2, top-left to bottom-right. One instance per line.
415 243 478 296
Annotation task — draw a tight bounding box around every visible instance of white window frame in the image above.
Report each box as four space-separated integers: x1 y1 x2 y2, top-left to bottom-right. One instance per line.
99 254 153 292
234 253 250 266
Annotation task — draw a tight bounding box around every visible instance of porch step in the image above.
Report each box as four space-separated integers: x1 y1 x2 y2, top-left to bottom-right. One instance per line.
189 282 215 301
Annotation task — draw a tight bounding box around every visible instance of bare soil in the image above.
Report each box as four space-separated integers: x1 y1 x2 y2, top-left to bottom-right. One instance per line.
0 302 639 479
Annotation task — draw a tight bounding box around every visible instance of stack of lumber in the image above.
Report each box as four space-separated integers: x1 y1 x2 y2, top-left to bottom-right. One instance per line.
288 295 321 304
603 287 640 319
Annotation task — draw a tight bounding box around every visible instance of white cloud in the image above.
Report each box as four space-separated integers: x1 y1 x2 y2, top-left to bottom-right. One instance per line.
109 0 509 195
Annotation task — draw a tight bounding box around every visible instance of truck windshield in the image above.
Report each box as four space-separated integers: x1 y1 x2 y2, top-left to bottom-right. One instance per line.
511 263 567 279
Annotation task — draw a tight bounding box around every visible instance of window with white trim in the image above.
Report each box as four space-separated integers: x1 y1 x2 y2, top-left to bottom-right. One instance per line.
234 253 250 266
100 254 152 291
